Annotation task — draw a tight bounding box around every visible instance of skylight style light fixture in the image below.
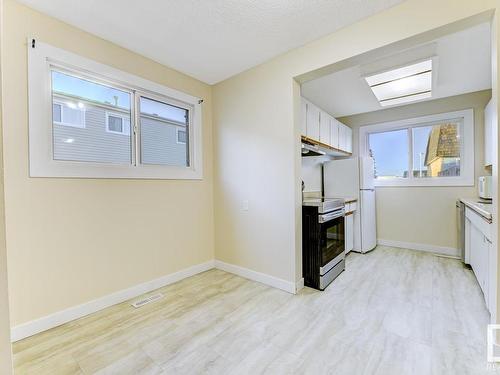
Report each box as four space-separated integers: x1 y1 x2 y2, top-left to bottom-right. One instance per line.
365 59 432 107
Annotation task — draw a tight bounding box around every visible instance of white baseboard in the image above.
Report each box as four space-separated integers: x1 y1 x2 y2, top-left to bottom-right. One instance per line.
377 239 460 258
11 260 215 342
214 260 297 294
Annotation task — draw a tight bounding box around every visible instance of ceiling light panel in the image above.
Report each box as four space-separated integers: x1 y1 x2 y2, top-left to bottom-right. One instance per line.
371 71 431 101
380 91 432 107
365 59 432 106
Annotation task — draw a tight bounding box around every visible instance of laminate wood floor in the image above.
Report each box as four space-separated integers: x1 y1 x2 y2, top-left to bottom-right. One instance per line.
13 246 497 374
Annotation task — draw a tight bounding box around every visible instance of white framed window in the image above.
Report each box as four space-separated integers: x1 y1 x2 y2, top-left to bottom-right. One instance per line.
358 109 474 187
28 39 203 179
105 112 130 135
52 99 86 128
176 128 187 144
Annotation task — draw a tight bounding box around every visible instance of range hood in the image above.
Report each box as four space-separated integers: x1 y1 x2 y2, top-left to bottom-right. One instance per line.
301 142 325 157
301 136 351 157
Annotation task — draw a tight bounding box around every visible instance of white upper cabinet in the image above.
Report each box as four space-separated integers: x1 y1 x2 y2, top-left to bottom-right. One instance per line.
300 98 307 136
306 102 320 141
344 125 353 153
484 98 494 167
300 97 352 153
338 122 346 151
319 112 330 145
338 123 353 153
330 116 339 149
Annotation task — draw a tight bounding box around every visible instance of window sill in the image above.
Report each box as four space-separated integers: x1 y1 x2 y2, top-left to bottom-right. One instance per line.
374 177 474 187
29 159 203 180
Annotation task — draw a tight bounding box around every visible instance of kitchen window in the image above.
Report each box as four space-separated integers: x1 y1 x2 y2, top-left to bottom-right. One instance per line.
28 40 203 179
359 109 474 187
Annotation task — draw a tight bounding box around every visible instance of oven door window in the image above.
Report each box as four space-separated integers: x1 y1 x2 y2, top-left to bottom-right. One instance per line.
320 216 345 267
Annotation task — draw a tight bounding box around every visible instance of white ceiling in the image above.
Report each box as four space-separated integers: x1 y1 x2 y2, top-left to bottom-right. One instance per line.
18 0 404 84
301 22 492 117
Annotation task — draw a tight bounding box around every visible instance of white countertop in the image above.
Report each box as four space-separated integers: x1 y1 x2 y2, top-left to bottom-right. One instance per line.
460 198 493 222
302 191 357 204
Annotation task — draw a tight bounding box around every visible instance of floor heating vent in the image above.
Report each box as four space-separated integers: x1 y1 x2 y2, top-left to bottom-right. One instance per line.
131 293 163 308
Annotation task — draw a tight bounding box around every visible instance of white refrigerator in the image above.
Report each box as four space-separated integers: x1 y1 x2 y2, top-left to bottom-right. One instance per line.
323 157 377 253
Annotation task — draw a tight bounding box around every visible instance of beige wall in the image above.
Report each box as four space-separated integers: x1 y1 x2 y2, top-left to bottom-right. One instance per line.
339 90 491 249
0 0 13 371
213 0 496 285
3 0 214 326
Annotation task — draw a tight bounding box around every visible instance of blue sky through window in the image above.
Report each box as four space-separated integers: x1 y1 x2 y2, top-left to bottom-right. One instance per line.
369 129 408 177
140 97 187 124
52 71 188 124
52 70 131 109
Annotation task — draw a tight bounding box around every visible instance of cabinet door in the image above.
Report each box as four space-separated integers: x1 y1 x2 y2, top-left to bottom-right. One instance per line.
484 99 494 167
319 111 330 145
480 235 490 303
344 125 353 153
338 123 346 151
306 104 320 141
469 223 481 278
470 222 489 299
330 117 339 149
345 213 354 253
488 238 495 313
484 238 491 310
300 98 307 136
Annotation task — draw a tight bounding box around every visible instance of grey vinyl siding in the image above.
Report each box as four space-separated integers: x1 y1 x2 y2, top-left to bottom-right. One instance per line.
141 116 188 167
53 98 188 166
53 104 132 164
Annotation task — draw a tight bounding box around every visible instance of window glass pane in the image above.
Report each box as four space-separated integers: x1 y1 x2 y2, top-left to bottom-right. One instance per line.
51 70 132 164
139 96 189 166
413 122 460 178
108 116 123 133
52 103 61 123
369 129 409 179
140 96 187 123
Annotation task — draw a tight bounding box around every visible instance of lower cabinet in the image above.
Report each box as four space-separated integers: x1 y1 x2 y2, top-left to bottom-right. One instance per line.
469 222 489 298
465 207 493 312
345 212 354 254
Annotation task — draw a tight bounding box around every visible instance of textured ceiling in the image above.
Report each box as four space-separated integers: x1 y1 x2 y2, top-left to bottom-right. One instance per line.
17 0 404 84
302 22 492 117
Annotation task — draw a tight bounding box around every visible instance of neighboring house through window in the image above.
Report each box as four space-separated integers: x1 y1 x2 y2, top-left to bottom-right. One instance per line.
359 109 474 187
